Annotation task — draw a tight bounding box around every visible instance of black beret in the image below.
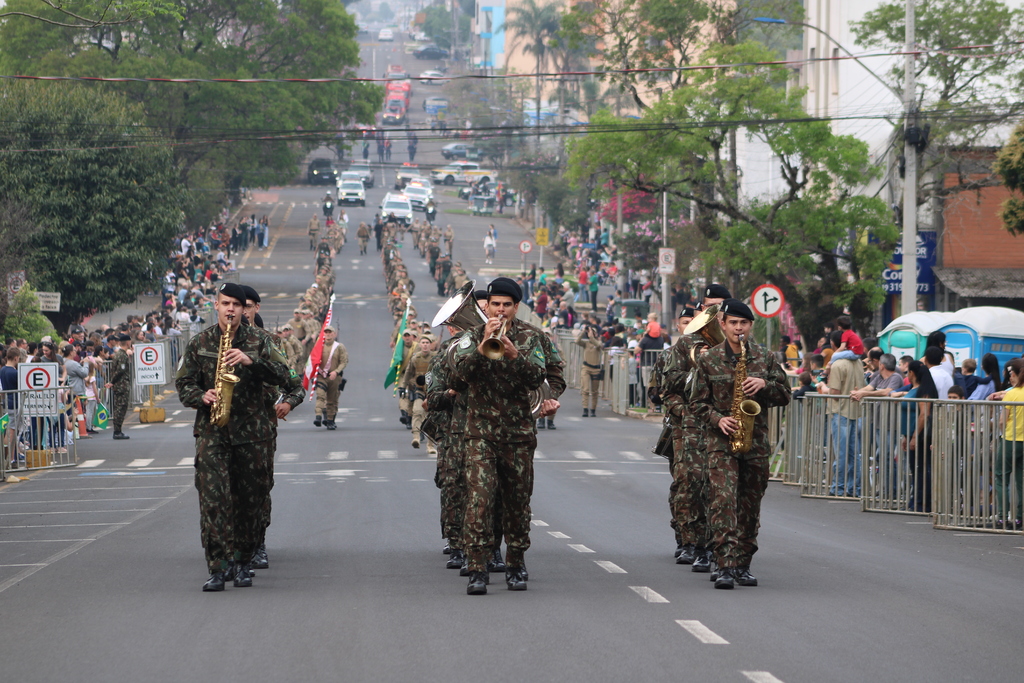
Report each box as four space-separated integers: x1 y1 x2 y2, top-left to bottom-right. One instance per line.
253 313 265 329
705 283 732 300
217 282 247 304
679 306 696 319
473 290 490 301
487 277 522 304
720 298 754 321
240 285 260 304
115 333 132 342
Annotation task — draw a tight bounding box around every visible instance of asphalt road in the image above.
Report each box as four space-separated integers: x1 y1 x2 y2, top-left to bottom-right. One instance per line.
1 33 1021 683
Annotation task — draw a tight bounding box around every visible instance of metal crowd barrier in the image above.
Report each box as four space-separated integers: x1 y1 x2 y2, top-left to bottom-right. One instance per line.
2 386 80 479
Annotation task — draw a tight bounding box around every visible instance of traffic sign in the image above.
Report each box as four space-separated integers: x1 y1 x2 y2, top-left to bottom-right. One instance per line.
535 228 549 246
658 248 676 275
7 270 25 304
750 283 785 318
18 362 60 417
134 343 166 386
519 240 533 254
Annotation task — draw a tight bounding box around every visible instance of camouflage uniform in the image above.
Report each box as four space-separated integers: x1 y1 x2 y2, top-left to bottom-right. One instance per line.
110 348 132 433
426 338 468 549
576 331 604 412
402 347 436 449
280 333 305 373
690 340 791 570
175 323 295 574
661 335 709 548
357 223 370 255
451 319 565 572
314 340 349 422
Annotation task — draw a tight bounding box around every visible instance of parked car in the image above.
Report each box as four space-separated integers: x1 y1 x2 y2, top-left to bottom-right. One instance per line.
418 70 447 85
441 142 479 160
380 193 414 224
307 158 339 185
413 44 450 60
337 179 366 206
349 160 375 188
378 28 394 42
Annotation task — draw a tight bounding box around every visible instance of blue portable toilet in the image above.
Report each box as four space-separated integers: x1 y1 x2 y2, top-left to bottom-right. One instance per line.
879 312 956 360
938 307 1024 367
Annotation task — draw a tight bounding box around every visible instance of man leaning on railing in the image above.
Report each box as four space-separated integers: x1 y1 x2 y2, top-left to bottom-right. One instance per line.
817 330 865 498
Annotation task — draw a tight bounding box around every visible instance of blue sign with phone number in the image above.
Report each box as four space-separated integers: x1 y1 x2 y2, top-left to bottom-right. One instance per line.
881 231 937 294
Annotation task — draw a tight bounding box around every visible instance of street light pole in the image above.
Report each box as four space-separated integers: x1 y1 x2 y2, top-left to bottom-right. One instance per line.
901 0 918 315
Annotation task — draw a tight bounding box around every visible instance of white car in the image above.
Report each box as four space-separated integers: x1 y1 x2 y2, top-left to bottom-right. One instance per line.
339 171 362 183
418 70 447 85
430 161 495 186
403 185 432 210
337 180 366 206
380 193 414 224
378 28 394 42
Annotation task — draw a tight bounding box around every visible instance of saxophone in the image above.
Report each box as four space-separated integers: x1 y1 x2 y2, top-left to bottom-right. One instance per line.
210 321 240 428
730 334 762 454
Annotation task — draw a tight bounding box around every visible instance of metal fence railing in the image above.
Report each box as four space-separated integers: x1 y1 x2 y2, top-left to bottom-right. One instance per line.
2 386 80 479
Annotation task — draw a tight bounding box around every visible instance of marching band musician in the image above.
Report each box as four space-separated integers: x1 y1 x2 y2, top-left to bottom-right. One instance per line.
689 299 791 590
450 278 565 595
175 283 298 592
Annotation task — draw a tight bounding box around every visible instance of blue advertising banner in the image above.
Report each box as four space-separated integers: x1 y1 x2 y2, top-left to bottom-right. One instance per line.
882 231 937 295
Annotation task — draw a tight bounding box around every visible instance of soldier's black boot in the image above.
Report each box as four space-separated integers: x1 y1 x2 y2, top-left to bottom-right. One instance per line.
714 567 736 590
537 419 546 430
459 557 471 577
446 549 465 569
314 415 322 427
582 410 590 417
251 544 269 570
505 567 528 591
487 548 506 572
734 565 758 587
546 418 556 430
325 420 337 431
113 432 130 440
233 562 253 588
676 543 697 565
691 547 711 573
442 540 451 554
202 571 227 592
467 572 488 595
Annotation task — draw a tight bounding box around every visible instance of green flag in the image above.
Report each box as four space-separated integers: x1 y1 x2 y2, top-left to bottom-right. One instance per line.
93 402 109 430
384 302 411 388
0 413 8 432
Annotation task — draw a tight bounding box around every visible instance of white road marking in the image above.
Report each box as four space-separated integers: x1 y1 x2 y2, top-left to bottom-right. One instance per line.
676 620 729 644
323 470 359 477
280 453 300 462
77 460 104 468
270 265 278 270
604 417 621 422
274 293 288 298
254 265 262 270
569 544 595 553
328 451 349 460
565 416 582 422
287 265 294 270
578 469 614 476
177 457 193 466
378 450 397 459
742 673 785 683
127 459 154 467
351 259 361 263
531 520 549 527
594 561 627 574
629 586 669 603
303 265 311 269
572 451 595 460
534 450 545 459
172 410 182 416
620 451 645 461
352 266 359 270
128 424 151 430
369 417 384 422
290 420 306 424
171 423 190 428
906 521 932 524
548 531 570 539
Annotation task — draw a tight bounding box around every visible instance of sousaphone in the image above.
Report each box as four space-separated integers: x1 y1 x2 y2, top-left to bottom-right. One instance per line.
432 280 487 332
683 304 725 362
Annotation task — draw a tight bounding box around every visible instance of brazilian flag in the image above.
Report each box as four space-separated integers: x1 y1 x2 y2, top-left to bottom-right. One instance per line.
384 303 411 388
93 402 109 430
0 413 8 432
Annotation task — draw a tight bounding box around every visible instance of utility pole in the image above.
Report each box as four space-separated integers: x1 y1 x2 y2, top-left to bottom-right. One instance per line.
662 191 670 328
901 0 918 315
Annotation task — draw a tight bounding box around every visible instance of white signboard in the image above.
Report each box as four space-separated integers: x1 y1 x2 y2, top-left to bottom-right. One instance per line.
658 248 676 275
36 292 61 312
134 343 166 386
18 362 60 417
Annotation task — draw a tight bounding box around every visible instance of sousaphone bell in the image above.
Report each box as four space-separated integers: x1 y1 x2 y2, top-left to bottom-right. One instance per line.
683 304 725 362
432 280 488 332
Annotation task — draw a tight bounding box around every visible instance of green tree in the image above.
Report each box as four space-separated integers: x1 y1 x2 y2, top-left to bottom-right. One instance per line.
422 5 471 50
0 0 180 28
0 198 41 332
377 1 394 21
994 121 1024 235
0 0 380 225
567 42 897 340
498 0 561 138
0 82 188 331
1 284 60 342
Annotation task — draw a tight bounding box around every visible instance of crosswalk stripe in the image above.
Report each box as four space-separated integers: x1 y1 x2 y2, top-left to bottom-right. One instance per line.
128 459 154 467
620 451 645 461
328 451 349 460
78 460 104 468
572 451 595 460
177 457 193 466
378 450 397 459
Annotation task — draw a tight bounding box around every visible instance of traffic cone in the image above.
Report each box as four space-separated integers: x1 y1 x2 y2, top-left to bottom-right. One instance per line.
75 398 88 437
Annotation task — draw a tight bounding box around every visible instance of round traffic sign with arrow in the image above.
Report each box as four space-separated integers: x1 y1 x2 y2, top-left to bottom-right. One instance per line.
750 284 785 318
519 240 533 254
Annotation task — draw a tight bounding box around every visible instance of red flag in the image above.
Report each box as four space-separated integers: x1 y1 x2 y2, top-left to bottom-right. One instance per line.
302 296 335 397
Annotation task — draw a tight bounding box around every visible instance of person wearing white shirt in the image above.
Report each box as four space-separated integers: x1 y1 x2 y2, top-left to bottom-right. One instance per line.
926 346 953 400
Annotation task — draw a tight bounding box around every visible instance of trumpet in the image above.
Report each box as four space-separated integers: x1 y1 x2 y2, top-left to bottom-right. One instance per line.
480 316 510 360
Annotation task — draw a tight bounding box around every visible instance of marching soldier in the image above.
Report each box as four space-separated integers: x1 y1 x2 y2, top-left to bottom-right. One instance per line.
105 333 133 440
576 315 604 417
402 333 437 453
451 278 565 595
313 325 348 430
278 325 305 372
175 283 296 592
690 299 791 589
357 222 371 255
288 308 308 344
443 224 454 256
307 214 321 251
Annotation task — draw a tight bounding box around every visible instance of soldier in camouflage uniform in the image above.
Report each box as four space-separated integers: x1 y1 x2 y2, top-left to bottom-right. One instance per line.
402 333 437 453
175 283 297 592
107 334 133 439
690 299 791 590
576 316 604 417
451 278 565 595
277 325 305 373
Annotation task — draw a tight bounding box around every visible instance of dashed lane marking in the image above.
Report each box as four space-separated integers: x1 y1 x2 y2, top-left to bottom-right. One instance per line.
172 410 182 416
594 561 627 574
676 620 730 644
328 451 349 460
604 417 621 422
378 450 397 459
572 451 595 460
171 423 190 429
531 520 549 527
742 673 785 683
128 424 152 430
369 417 384 422
128 459 154 467
629 586 669 603
177 457 193 466
534 450 545 459
280 453 299 462
569 544 595 553
621 451 645 461
78 460 104 468
548 531 570 539
577 469 614 476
